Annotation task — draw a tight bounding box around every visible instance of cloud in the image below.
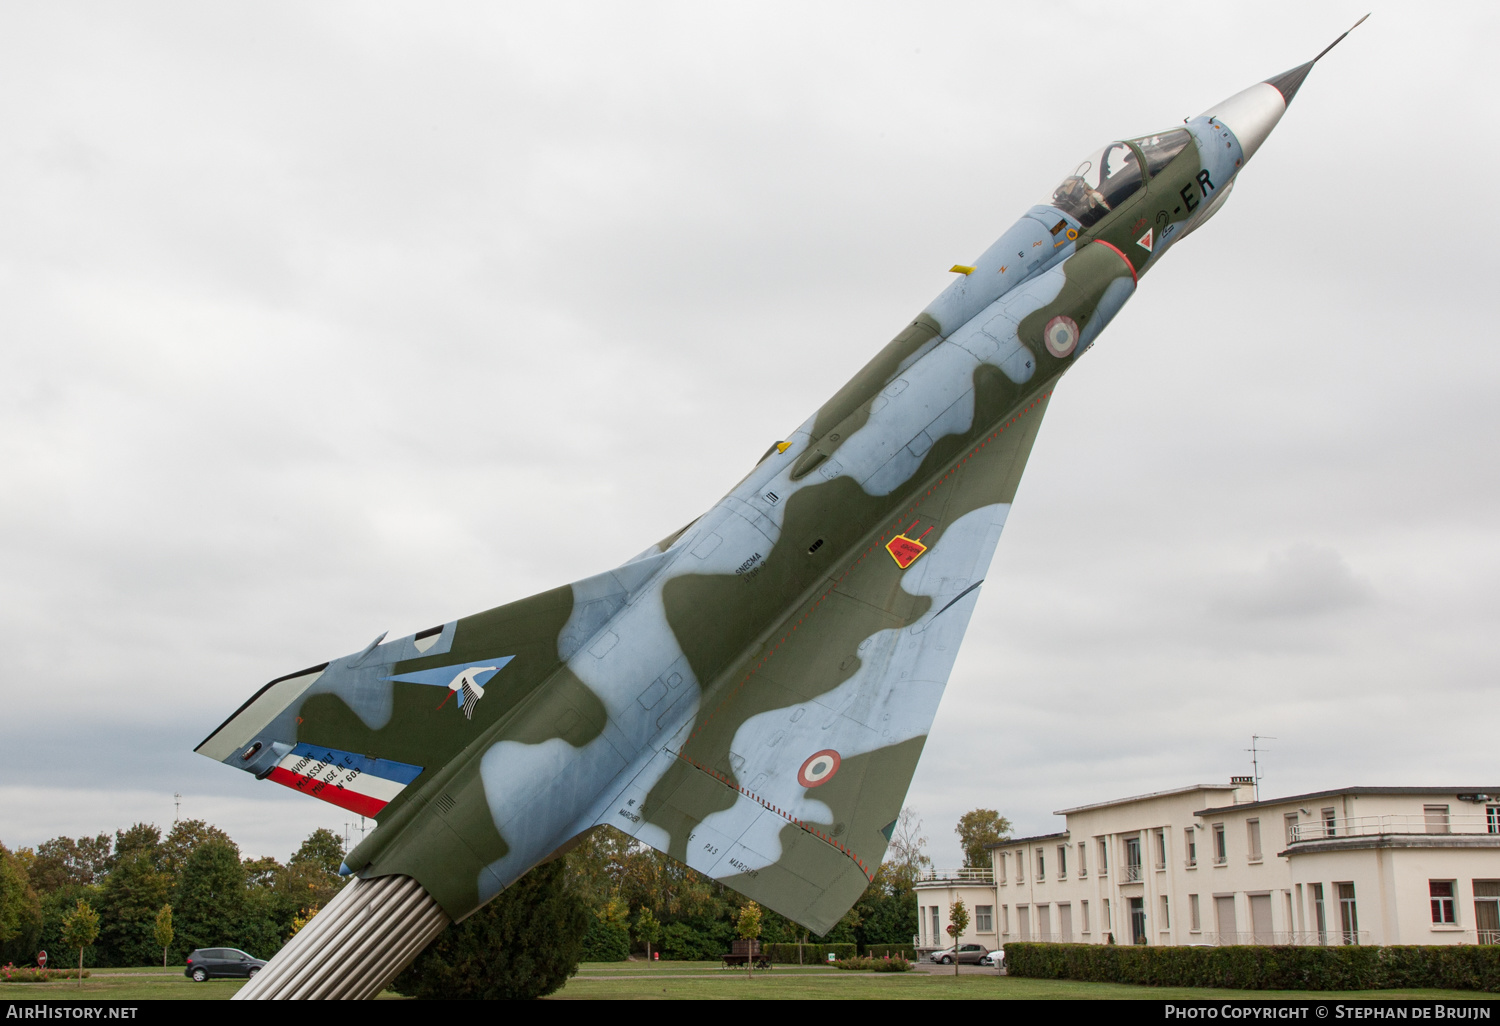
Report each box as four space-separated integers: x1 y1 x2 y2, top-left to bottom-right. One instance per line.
1208 543 1374 620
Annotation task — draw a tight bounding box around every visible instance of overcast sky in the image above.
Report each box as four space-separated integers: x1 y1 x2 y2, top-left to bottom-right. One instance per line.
2 2 1496 871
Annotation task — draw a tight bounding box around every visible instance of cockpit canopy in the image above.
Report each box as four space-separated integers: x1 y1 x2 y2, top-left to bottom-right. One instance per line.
1049 129 1192 230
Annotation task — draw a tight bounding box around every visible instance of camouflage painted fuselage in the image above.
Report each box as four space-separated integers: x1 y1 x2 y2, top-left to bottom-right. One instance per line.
199 102 1261 931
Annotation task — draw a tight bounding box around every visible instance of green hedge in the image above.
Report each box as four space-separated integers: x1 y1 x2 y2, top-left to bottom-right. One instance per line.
765 942 857 964
1004 943 1500 992
833 955 914 972
865 943 917 960
580 918 630 962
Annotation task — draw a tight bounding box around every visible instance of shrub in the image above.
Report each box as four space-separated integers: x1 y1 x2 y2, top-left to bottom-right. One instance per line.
0 963 89 982
581 917 630 962
391 859 589 1000
764 942 856 964
833 955 914 972
1003 943 1500 993
659 920 733 961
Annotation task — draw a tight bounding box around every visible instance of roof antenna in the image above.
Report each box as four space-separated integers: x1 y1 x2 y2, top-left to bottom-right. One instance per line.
1245 735 1276 802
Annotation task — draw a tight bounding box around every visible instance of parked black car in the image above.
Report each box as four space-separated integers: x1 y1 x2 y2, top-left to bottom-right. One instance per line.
184 948 266 981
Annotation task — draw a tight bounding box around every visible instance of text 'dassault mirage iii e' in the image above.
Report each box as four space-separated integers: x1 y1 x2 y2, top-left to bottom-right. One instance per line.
201 21 1364 1000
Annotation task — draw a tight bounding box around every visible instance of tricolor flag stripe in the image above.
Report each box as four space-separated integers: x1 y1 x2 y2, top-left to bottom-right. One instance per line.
266 743 423 817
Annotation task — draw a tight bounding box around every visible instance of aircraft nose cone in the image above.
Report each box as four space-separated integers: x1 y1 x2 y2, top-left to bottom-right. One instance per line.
1207 16 1366 165
1265 60 1316 107
1200 79 1289 164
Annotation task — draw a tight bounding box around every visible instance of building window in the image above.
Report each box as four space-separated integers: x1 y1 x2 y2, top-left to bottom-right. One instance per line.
1104 897 1112 930
1215 894 1238 937
976 904 994 932
1037 904 1052 939
1322 807 1338 838
1124 836 1143 882
1311 883 1328 946
1016 850 1024 884
1430 882 1457 925
1213 824 1227 865
1189 894 1201 932
932 906 940 945
1079 842 1088 877
1129 897 1147 945
1247 819 1262 862
1488 806 1499 834
1098 838 1109 876
1001 905 1010 936
1155 828 1167 869
1160 895 1171 930
1473 882 1499 945
1036 848 1045 881
997 852 1007 884
1338 883 1359 944
1185 827 1197 868
1081 900 1090 934
1058 844 1068 879
1018 906 1031 941
1284 812 1300 846
1425 805 1451 835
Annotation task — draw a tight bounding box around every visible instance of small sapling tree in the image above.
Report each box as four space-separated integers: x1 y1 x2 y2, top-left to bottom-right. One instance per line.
633 906 661 964
947 899 969 977
735 901 763 976
153 904 173 968
60 898 99 985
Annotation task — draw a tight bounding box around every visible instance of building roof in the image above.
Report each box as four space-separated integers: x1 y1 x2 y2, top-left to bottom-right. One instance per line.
1196 786 1500 816
985 831 1067 849
1052 783 1240 816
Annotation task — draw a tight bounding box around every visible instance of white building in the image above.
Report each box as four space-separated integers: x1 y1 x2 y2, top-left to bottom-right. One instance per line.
914 780 1500 953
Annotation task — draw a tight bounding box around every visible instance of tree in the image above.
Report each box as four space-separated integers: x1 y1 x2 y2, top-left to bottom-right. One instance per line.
96 849 168 966
60 898 99 984
947 899 969 977
241 856 282 890
159 820 232 880
851 862 917 948
290 904 318 936
38 884 98 966
955 809 1012 869
28 835 113 893
283 830 346 915
113 824 163 870
884 807 931 890
0 843 43 965
735 901 763 976
633 906 661 962
289 828 344 877
173 837 243 955
153 905 173 969
392 858 589 1000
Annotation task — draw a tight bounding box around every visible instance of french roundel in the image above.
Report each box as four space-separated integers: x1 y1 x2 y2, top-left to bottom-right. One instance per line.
1043 315 1079 358
797 750 841 788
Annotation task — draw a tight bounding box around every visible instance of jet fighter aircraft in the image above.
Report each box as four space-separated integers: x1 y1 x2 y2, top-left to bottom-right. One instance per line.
208 21 1364 1000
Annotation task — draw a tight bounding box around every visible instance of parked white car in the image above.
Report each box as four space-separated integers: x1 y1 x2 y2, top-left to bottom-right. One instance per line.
979 947 1005 968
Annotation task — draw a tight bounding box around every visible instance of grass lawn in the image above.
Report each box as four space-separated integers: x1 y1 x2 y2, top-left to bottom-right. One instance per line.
3 963 1490 1001
0 966 245 1001
550 966 1492 1000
